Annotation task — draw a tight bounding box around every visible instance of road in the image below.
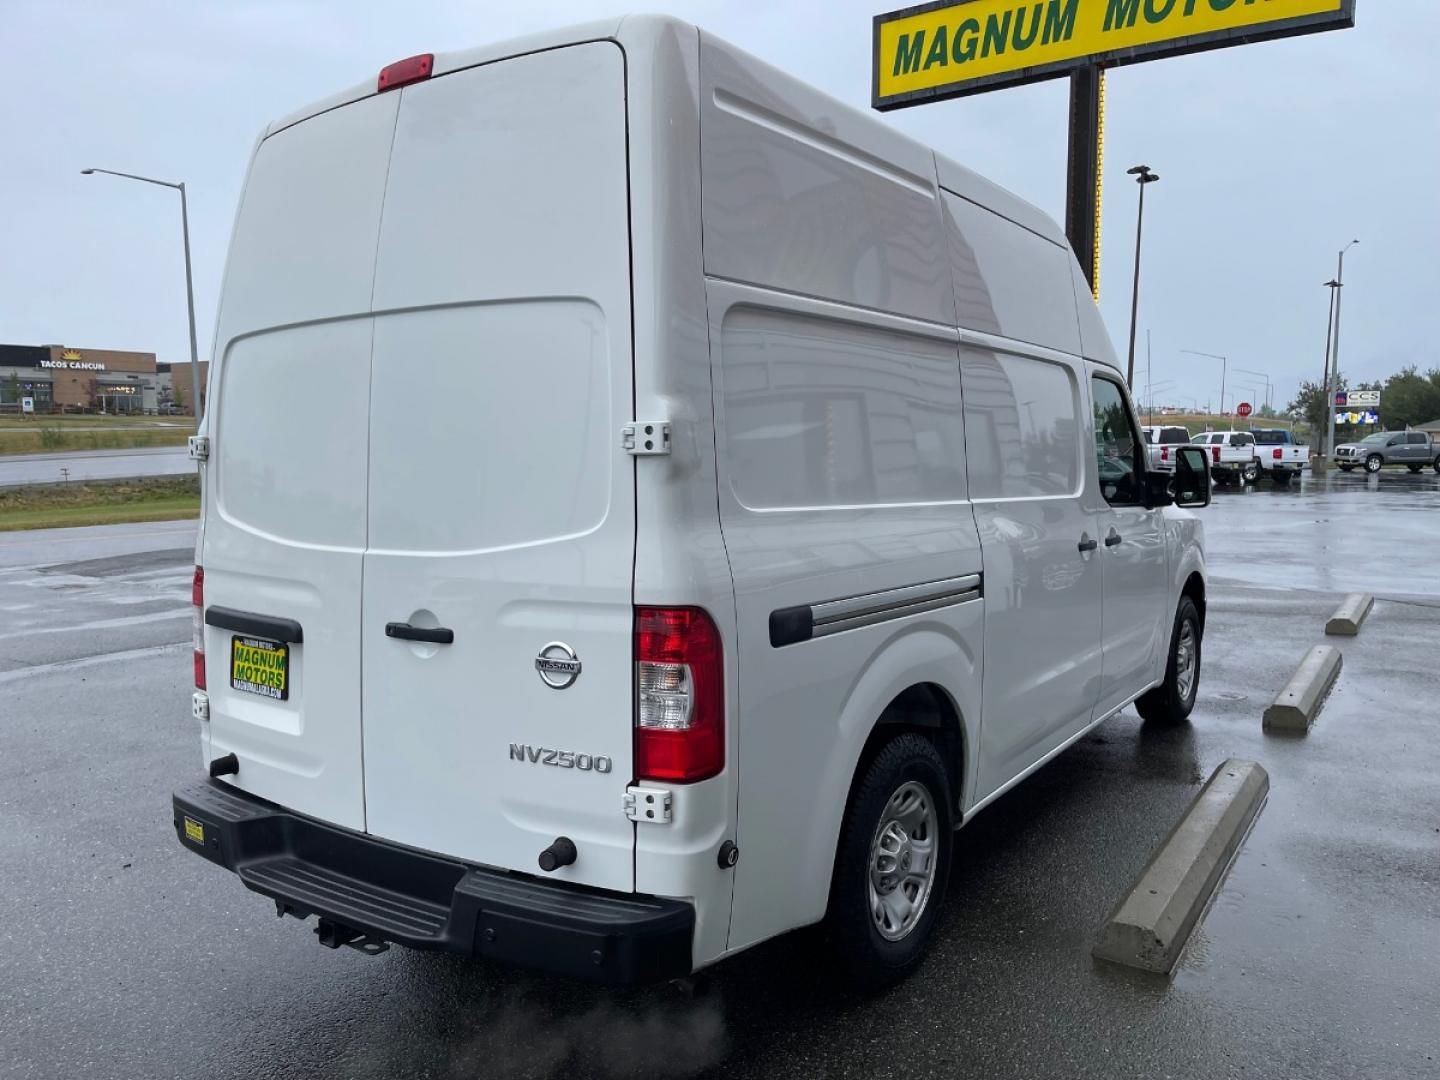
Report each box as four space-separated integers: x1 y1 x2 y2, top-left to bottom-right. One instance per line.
1 476 1437 1079
0 446 192 488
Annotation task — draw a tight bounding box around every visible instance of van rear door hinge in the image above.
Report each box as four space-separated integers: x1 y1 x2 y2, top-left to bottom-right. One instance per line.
188 435 210 461
623 785 673 824
622 422 670 456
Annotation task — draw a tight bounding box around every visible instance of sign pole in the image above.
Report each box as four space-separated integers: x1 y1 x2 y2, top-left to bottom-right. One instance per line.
1064 65 1103 300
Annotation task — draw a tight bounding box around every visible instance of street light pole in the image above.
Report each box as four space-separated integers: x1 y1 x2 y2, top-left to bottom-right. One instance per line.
1326 240 1358 472
1125 165 1160 387
1319 283 1338 457
1181 349 1228 428
1234 367 1272 414
81 168 203 434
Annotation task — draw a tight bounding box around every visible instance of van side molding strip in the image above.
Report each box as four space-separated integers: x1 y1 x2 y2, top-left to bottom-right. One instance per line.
769 574 982 648
205 606 304 644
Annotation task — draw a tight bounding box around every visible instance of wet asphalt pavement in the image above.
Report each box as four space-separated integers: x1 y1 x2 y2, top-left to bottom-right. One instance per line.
1 475 1437 1079
0 447 193 488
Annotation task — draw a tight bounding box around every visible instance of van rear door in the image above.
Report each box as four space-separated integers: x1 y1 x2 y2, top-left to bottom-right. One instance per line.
357 45 638 892
201 92 401 831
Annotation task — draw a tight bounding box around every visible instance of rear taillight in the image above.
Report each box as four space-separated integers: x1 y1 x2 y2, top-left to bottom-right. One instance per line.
377 53 433 92
192 565 206 690
1212 446 1221 464
1161 446 1170 461
1273 448 1283 460
635 607 724 783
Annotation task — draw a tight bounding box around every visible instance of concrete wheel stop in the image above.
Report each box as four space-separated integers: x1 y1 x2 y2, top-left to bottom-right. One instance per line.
1325 593 1374 636
1263 645 1343 733
1093 758 1269 975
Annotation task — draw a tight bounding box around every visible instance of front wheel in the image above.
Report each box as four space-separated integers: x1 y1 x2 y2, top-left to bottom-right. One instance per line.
1433 456 1440 475
1136 596 1201 725
826 733 952 990
1365 454 1384 474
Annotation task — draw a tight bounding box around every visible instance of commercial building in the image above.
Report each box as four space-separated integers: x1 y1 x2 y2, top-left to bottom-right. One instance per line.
0 343 204 415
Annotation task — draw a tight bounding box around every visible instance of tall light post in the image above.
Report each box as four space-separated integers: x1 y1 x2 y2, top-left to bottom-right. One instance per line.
1325 240 1359 470
1181 349 1228 427
1144 380 1176 423
1319 280 1340 457
1234 367 1272 413
1125 165 1160 387
81 168 202 433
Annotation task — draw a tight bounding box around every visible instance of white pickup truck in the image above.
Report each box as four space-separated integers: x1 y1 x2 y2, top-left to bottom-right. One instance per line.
1249 428 1309 485
1141 425 1196 473
1192 431 1260 486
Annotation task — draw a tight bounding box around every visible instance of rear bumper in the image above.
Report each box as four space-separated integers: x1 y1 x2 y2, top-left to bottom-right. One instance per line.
172 780 694 986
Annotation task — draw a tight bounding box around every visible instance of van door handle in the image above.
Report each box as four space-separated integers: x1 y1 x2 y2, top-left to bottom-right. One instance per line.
1077 536 1098 553
385 622 454 644
1105 532 1123 547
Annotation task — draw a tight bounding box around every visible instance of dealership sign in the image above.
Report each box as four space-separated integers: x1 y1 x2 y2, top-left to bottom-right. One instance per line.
873 0 1356 108
1335 389 1379 408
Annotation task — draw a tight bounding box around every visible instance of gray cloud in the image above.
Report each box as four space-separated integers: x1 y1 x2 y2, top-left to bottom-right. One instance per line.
6 0 1434 410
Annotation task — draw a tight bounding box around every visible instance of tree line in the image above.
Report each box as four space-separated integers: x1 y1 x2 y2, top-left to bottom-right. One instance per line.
1287 367 1440 434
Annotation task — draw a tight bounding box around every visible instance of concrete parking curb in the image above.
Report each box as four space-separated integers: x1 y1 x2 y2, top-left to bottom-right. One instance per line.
1092 758 1269 975
1263 645 1343 733
1325 593 1374 636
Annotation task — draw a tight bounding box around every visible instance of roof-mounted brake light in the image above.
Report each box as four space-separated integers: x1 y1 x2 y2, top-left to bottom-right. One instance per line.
378 54 433 92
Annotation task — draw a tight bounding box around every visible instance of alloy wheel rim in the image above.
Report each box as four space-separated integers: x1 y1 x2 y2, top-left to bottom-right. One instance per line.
867 780 939 942
1176 620 1198 702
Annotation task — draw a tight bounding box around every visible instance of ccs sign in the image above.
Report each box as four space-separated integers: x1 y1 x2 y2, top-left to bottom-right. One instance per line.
874 0 1356 108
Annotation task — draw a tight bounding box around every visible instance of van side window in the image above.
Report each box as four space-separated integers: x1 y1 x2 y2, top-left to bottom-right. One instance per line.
960 350 1080 499
1091 376 1141 506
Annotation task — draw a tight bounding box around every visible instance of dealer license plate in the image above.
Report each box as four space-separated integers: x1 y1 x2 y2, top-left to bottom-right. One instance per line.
230 635 289 700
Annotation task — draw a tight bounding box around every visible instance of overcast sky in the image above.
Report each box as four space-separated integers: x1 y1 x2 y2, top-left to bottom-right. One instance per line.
6 0 1435 411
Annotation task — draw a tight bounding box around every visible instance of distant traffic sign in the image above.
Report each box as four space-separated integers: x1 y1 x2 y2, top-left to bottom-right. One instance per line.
1236 402 1253 418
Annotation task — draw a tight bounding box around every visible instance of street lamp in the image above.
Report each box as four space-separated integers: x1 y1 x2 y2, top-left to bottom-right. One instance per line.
1181 349 1228 426
1125 165 1160 387
1233 367 1272 412
1325 240 1359 469
81 168 202 433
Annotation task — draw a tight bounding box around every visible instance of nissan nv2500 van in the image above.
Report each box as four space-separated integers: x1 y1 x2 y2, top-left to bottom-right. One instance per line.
173 15 1211 988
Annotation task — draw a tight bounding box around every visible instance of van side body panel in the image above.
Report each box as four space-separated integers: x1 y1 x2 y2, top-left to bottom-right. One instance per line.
620 16 740 969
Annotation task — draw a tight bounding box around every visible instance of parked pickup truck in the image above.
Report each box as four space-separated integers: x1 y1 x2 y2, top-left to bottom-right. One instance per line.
1193 431 1260 485
1249 429 1309 485
1334 431 1440 474
1141 425 1196 473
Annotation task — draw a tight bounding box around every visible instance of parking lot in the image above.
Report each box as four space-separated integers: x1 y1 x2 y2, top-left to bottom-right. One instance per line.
1 475 1437 1080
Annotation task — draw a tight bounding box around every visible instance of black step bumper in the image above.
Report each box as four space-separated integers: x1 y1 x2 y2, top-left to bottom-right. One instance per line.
172 780 694 986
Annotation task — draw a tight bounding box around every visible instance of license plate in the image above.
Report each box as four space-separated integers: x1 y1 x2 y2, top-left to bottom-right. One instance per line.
230 635 289 700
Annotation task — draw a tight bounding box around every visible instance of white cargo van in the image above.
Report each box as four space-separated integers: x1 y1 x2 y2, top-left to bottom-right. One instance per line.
174 16 1211 987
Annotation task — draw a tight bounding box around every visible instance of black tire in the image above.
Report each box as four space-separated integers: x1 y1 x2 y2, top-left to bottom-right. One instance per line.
1433 456 1440 475
825 733 953 990
1365 454 1383 474
1272 471 1293 486
1136 596 1202 725
1242 462 1260 485
1338 464 1355 473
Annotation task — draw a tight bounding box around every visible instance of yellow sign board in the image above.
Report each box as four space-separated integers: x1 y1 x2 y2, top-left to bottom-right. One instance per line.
874 0 1354 109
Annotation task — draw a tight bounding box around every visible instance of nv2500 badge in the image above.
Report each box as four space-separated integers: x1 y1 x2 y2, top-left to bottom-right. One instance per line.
509 744 613 773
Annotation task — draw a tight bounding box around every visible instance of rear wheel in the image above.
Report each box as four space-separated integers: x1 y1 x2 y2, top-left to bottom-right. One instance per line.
826 733 952 990
1136 596 1201 725
1365 454 1384 474
1272 470 1293 486
1242 462 1260 485
1433 456 1440 475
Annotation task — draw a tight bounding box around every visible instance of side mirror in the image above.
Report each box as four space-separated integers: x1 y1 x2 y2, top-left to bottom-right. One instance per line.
1173 447 1212 508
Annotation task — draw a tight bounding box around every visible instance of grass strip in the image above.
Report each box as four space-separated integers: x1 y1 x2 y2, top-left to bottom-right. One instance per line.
0 476 200 532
